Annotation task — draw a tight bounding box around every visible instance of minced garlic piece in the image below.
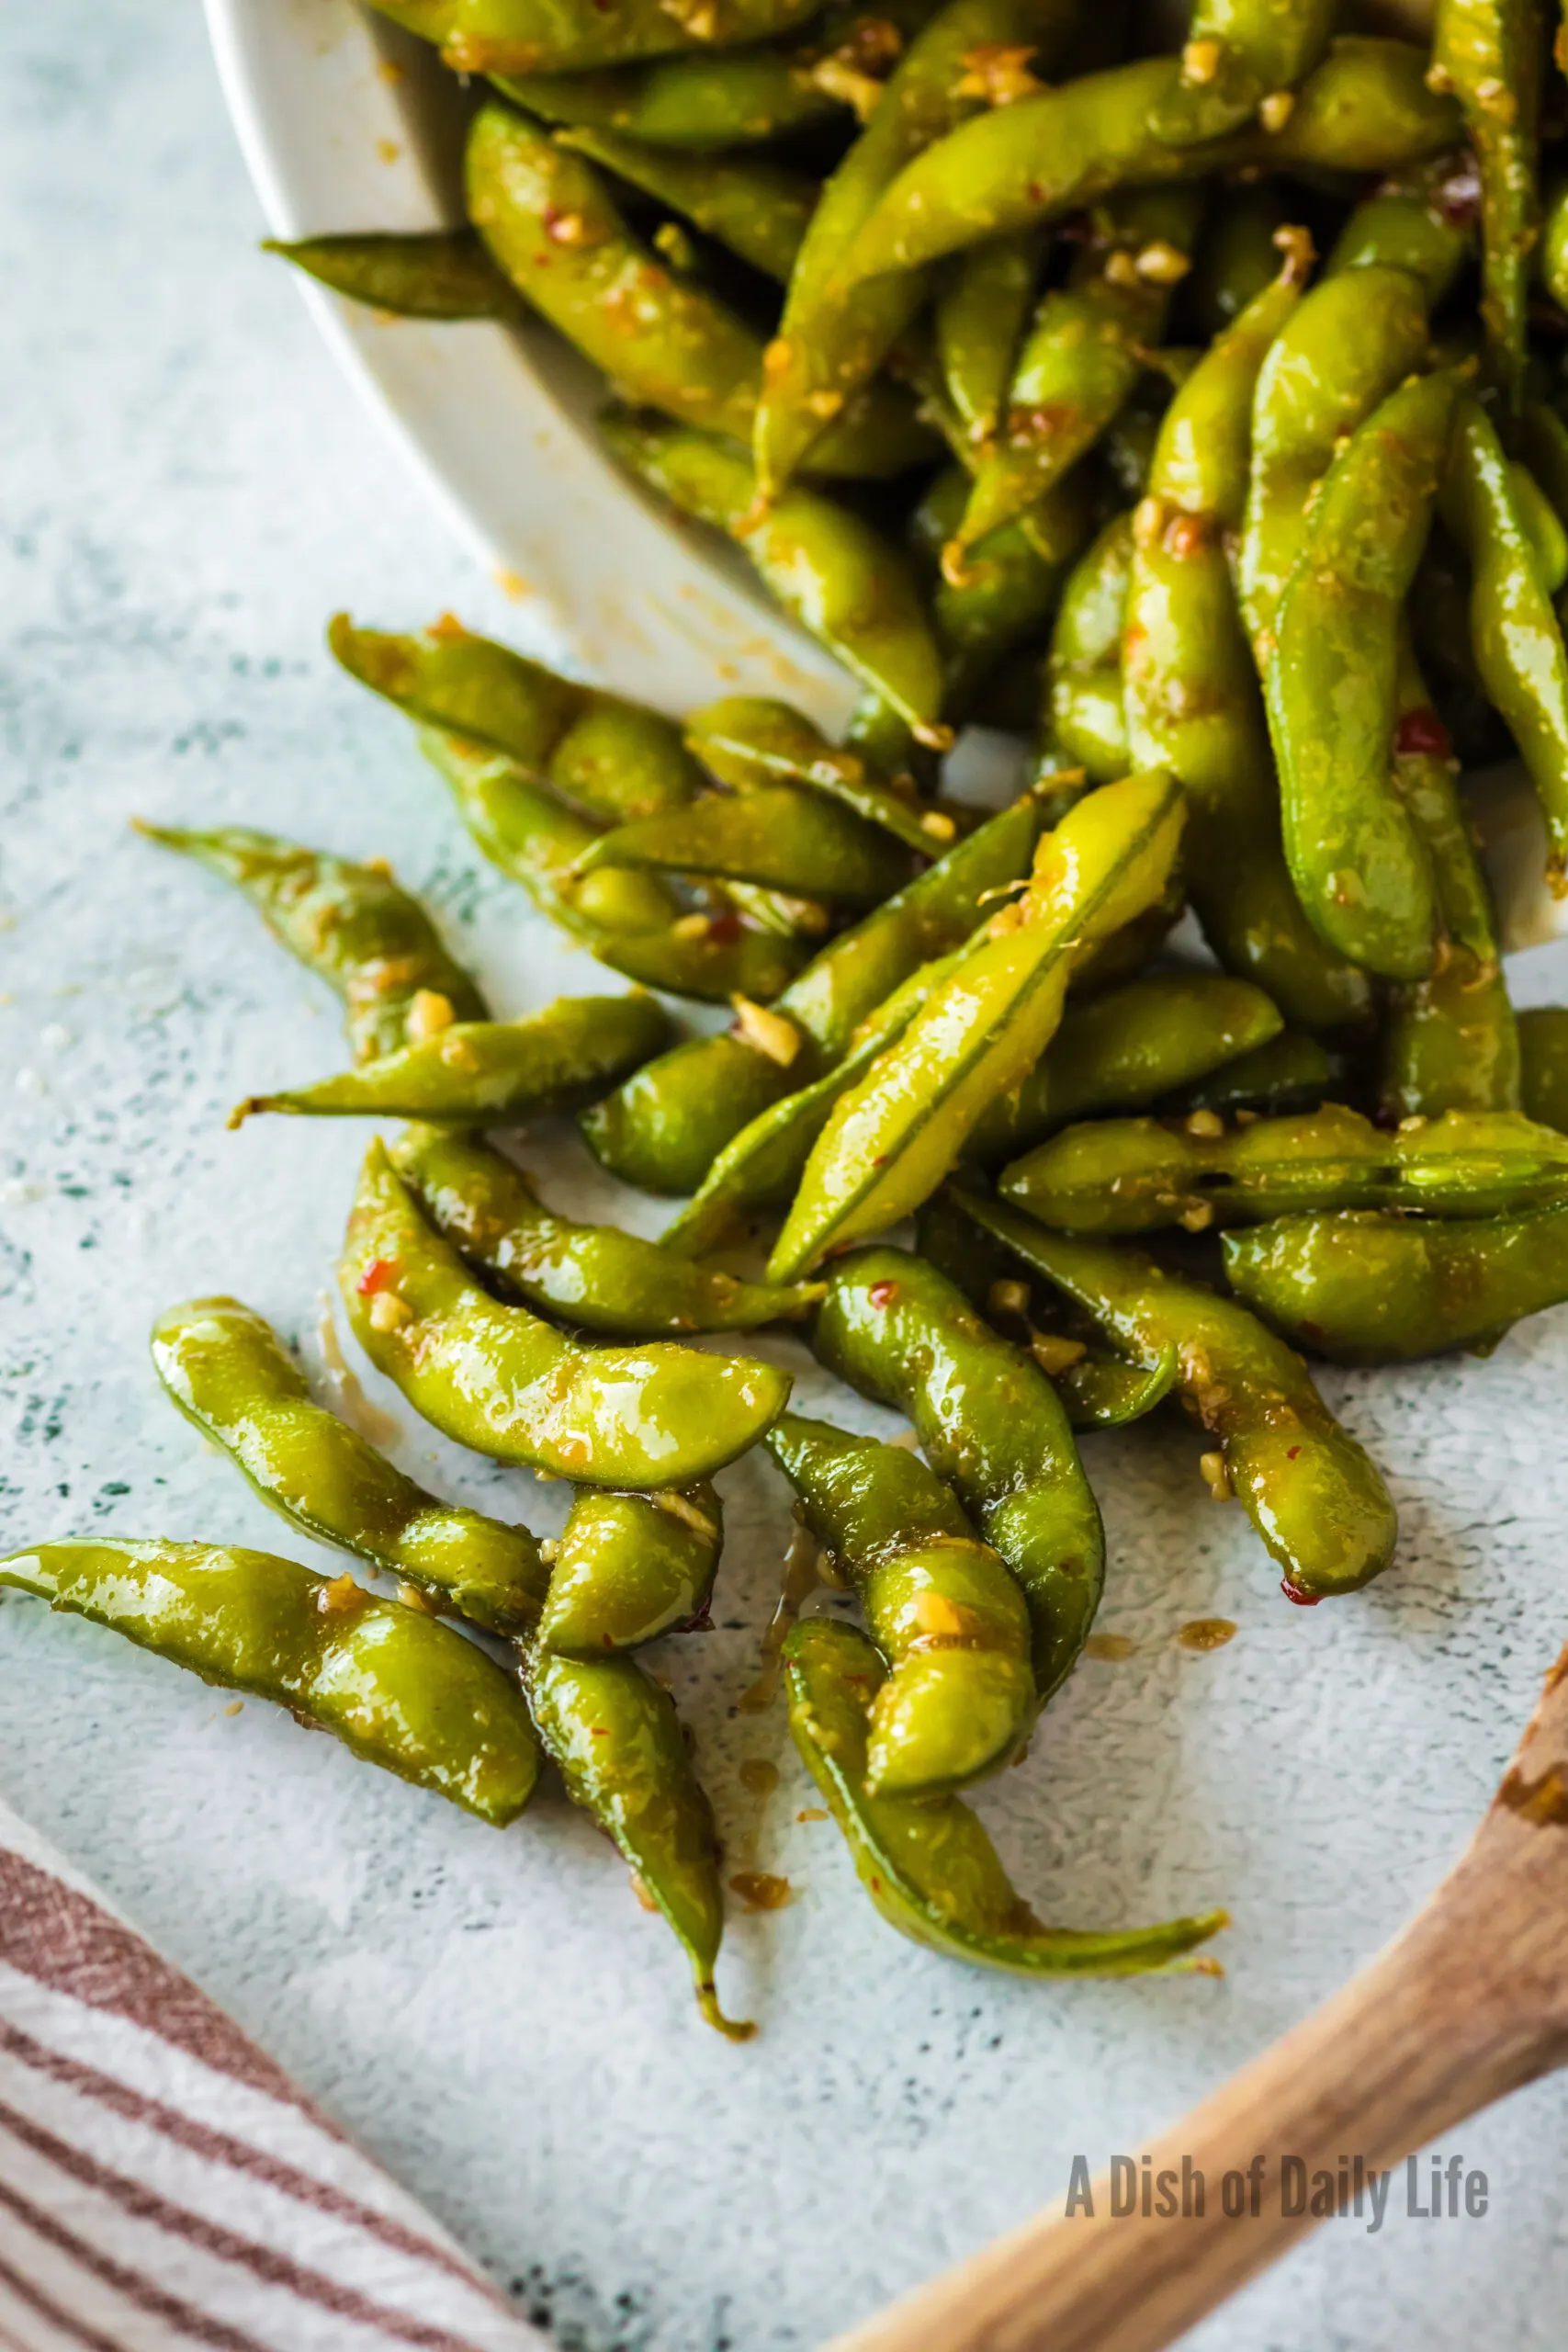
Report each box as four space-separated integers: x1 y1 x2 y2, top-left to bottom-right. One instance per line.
404 989 456 1044
730 994 802 1066
367 1289 412 1332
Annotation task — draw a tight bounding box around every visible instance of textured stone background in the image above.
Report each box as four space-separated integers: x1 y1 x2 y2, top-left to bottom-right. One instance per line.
6 6 1568 2347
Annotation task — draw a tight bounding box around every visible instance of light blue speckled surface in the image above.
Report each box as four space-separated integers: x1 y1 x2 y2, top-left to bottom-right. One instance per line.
6 8 1568 2348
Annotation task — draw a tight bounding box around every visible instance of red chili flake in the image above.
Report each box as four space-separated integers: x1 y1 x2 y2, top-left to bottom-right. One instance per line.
1166 514 1207 560
356 1258 399 1297
1394 706 1450 760
1286 1444 1302 1460
706 912 742 944
867 1280 899 1308
1280 1578 1321 1607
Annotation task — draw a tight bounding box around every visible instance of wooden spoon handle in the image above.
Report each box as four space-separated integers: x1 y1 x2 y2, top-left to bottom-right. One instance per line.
829 1639 1568 2352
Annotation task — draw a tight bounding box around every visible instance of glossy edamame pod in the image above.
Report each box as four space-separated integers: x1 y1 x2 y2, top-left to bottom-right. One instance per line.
330 615 701 822
1429 0 1541 410
1541 170 1568 307
1223 1203 1568 1361
1000 1102 1568 1232
768 768 1188 1279
377 0 823 77
813 1246 1105 1695
935 230 1043 446
0 1539 539 1823
581 786 1051 1192
525 1645 750 2036
231 993 672 1127
754 0 1079 493
552 127 815 282
150 1296 547 1635
1511 455 1568 591
340 1140 792 1485
768 1413 1034 1794
910 467 1089 719
135 822 488 1065
1046 512 1132 782
784 1619 1226 1973
1164 1028 1336 1115
1153 0 1337 146
1520 1004 1568 1127
390 1123 821 1330
576 786 917 906
600 410 945 735
1440 396 1568 883
1324 151 1479 303
968 972 1285 1160
837 41 1463 283
685 695 961 856
538 1483 722 1650
264 232 519 319
1266 370 1454 981
953 1187 1398 1598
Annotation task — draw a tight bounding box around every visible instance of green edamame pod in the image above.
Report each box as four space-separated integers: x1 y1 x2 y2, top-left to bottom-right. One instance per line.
910 467 1088 720
1520 1004 1568 1127
1000 1102 1568 1232
231 993 672 1128
525 1646 750 2037
952 1188 1398 1599
264 232 519 320
1187 185 1289 336
134 822 488 1065
1046 512 1132 782
552 128 815 282
1266 370 1454 981
0 1539 539 1824
467 107 926 477
390 1123 821 1331
1164 1029 1335 1115
341 1141 792 1486
1325 152 1478 304
686 696 961 856
489 24 858 151
968 971 1285 1159
1510 458 1568 593
768 768 1187 1279
330 615 701 823
601 410 944 735
1153 0 1337 145
151 1296 547 1635
838 41 1463 284
1541 170 1568 307
380 0 824 80
1430 0 1541 411
768 1414 1033 1794
576 786 916 906
935 231 1043 446
538 1483 721 1650
1440 396 1568 883
784 1619 1226 1974
814 1247 1105 1696
1223 1203 1568 1362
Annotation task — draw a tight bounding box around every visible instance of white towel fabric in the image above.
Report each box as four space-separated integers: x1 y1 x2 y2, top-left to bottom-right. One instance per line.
0 1800 547 2352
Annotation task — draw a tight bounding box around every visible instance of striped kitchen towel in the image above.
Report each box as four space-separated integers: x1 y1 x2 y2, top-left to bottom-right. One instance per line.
0 1798 546 2352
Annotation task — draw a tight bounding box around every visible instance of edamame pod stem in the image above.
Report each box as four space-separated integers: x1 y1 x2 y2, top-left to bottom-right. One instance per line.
813 1247 1105 1697
951 1187 1399 1599
1324 151 1479 302
525 1647 750 2037
581 786 1050 1192
553 128 816 282
785 1620 1226 1973
264 232 520 320
754 0 1079 493
1047 511 1132 782
968 971 1285 1159
1000 1102 1568 1232
1430 0 1542 411
576 786 917 906
466 107 928 478
1520 1004 1568 1127
838 41 1463 283
340 1141 792 1486
391 1123 821 1330
0 1540 539 1823
1440 395 1568 886
935 231 1043 447
910 466 1089 720
134 822 488 1065
151 1296 547 1635
600 410 945 735
685 696 962 856
331 615 701 823
377 0 823 77
769 1413 1034 1793
1267 369 1453 980
1152 0 1337 143
538 1484 722 1650
768 768 1187 1279
1223 1203 1568 1361
232 994 673 1128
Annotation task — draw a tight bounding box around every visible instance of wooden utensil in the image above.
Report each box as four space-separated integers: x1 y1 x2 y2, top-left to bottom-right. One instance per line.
829 1633 1568 2352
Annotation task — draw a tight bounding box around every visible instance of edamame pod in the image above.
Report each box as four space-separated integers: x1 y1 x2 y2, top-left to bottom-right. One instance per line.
1152 0 1337 144
489 18 871 151
340 1141 792 1486
1430 0 1541 410
1047 512 1132 783
576 786 916 906
768 1413 1034 1795
231 994 672 1127
525 1646 750 2036
784 1619 1225 1970
951 1188 1398 1599
685 696 960 855
910 467 1087 720
1325 152 1478 304
1520 1005 1568 1128
134 823 488 1065
390 1124 821 1330
1000 1102 1568 1232
0 1539 539 1824
935 230 1043 446
1188 185 1289 335
553 127 816 282
813 1247 1104 1696
1164 1029 1335 1116
264 231 519 319
1222 1203 1568 1362
379 0 824 81
151 1296 547 1634
538 1483 721 1650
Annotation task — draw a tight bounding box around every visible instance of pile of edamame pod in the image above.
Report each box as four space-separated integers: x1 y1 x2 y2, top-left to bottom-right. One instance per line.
20 0 1568 2036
